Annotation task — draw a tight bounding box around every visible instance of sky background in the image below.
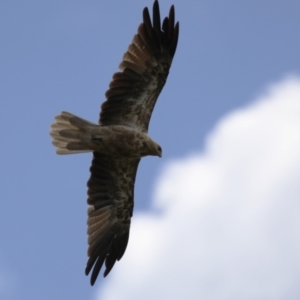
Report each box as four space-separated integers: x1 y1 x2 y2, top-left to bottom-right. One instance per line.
1 1 300 300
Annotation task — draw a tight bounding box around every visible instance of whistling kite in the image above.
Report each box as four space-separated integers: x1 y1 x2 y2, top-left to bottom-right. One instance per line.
50 0 179 285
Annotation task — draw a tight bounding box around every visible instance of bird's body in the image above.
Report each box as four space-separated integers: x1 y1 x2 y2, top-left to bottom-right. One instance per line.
50 0 179 285
51 111 162 158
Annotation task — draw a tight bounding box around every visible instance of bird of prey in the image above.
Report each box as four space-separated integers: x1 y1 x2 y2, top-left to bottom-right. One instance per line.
50 0 179 285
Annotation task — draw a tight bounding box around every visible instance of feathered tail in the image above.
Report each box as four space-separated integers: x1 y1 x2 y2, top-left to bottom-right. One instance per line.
50 111 98 155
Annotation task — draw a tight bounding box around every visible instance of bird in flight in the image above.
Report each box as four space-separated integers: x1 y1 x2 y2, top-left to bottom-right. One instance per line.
50 0 179 285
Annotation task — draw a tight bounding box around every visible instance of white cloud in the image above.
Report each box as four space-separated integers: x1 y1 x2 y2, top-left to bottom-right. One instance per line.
95 77 300 300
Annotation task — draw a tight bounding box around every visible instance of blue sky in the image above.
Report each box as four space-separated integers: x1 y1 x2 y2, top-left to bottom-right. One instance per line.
1 1 300 300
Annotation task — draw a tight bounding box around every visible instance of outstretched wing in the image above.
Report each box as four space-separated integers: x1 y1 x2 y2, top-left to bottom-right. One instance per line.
85 153 140 285
99 0 179 132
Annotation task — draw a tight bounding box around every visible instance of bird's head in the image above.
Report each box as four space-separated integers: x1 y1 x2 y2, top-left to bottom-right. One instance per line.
148 139 162 158
154 142 162 158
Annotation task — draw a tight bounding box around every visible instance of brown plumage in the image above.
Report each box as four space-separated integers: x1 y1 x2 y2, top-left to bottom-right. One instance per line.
50 0 179 286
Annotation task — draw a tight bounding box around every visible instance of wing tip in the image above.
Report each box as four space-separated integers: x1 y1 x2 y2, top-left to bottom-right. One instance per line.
152 0 179 58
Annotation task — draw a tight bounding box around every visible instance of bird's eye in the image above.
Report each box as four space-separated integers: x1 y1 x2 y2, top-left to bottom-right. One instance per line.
158 146 162 152
92 135 102 145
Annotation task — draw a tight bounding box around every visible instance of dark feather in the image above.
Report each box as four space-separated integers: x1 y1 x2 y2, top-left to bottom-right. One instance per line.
153 0 161 37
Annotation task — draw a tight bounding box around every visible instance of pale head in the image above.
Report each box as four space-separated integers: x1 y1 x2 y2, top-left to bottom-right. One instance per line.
153 141 162 158
141 134 162 158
